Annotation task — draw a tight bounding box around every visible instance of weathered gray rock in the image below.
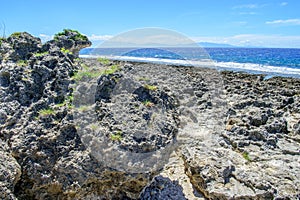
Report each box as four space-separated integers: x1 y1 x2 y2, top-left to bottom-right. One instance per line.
0 139 21 200
42 29 91 57
0 31 156 199
139 176 187 200
1 31 300 199
216 71 300 199
6 32 41 61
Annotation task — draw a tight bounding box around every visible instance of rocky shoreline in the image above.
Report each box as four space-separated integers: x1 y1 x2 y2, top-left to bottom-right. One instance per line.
0 31 299 199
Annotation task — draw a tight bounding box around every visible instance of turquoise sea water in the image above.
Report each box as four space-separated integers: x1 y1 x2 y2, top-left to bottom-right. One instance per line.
80 48 300 78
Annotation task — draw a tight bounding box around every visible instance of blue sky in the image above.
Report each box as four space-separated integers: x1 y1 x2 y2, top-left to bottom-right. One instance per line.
1 0 300 47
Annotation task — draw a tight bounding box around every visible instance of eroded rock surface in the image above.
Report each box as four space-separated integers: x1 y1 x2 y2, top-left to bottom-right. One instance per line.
139 176 187 200
0 30 152 199
0 30 299 199
180 72 300 199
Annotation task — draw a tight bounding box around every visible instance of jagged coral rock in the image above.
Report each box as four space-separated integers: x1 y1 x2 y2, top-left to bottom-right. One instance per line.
6 32 41 61
43 29 91 56
0 31 300 199
0 139 21 200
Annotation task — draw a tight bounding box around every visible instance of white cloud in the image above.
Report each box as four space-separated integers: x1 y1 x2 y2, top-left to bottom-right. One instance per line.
238 12 257 15
191 34 300 48
39 34 53 42
266 19 300 25
233 3 269 10
88 34 113 41
280 2 288 6
233 4 258 9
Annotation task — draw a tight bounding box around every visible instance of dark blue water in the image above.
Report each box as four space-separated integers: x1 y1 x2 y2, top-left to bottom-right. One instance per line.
206 48 300 69
80 47 300 78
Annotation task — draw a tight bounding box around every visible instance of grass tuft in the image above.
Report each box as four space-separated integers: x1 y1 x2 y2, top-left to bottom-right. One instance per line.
17 60 28 67
60 47 72 54
54 29 88 41
10 32 21 38
39 108 55 117
110 131 122 141
242 152 251 162
138 77 150 82
102 64 120 75
97 57 110 65
72 70 102 81
144 84 157 91
34 51 49 57
143 100 154 107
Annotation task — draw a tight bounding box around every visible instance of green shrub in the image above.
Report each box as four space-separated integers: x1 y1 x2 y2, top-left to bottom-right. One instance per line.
72 70 102 81
39 108 55 117
73 64 120 81
143 100 154 107
55 101 66 107
34 51 48 57
67 104 74 109
138 77 150 82
144 84 157 91
242 152 251 161
54 29 88 41
10 32 21 38
17 60 28 67
71 61 121 83
60 47 72 54
0 38 4 45
97 57 110 65
102 64 120 75
74 58 81 62
110 131 122 141
67 94 74 102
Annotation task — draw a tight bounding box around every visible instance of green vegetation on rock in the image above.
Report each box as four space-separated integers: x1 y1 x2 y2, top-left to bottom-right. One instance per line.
67 94 74 102
0 37 4 45
17 60 28 67
72 64 120 81
54 29 88 42
10 32 22 38
143 100 154 107
138 77 150 82
103 64 120 75
72 70 102 81
242 152 251 162
97 57 110 65
39 108 55 117
110 131 122 141
34 51 49 57
55 101 67 108
144 84 157 91
60 47 72 54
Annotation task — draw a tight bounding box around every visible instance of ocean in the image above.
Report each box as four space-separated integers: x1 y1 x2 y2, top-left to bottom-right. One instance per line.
79 47 300 78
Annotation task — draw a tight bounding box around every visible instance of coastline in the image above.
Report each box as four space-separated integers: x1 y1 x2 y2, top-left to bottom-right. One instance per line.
1 31 299 199
80 55 300 79
79 46 300 79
